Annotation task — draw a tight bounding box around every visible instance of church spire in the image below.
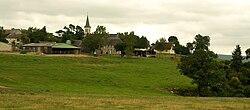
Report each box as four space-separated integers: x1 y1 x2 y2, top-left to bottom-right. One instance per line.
84 15 91 34
84 15 91 28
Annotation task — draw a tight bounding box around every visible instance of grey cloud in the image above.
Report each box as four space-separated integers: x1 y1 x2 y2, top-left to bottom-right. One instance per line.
1 0 250 54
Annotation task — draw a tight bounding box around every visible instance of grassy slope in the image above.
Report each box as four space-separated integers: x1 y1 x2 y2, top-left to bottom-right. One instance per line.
0 54 192 96
0 53 249 109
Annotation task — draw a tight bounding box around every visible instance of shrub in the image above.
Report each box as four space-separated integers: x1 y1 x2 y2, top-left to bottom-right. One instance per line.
20 50 30 54
244 86 250 97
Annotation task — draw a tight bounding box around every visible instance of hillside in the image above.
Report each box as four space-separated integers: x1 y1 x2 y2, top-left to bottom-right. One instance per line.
0 54 192 96
1 53 250 109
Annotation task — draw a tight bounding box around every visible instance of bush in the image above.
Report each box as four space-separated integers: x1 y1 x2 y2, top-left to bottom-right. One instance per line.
20 50 30 54
244 86 250 97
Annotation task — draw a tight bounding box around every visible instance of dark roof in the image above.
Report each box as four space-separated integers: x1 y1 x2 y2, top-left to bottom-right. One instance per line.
5 29 22 35
109 34 118 38
84 16 91 28
6 34 22 39
107 36 122 46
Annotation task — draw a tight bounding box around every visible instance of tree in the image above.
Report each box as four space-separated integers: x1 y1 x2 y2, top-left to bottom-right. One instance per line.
118 32 139 56
178 49 229 96
186 42 194 53
193 34 210 51
20 29 30 44
114 43 126 57
155 38 167 51
231 45 243 72
168 36 179 45
23 26 51 43
246 48 250 59
0 26 8 43
58 24 85 43
82 26 108 53
136 36 150 49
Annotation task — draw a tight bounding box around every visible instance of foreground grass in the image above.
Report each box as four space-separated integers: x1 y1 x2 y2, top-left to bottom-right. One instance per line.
1 93 249 110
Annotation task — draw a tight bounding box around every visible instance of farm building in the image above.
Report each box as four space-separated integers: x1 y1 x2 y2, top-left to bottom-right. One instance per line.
22 42 81 54
134 48 156 57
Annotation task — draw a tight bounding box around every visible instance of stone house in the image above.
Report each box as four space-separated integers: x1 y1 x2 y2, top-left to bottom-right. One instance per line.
5 28 22 45
97 34 122 55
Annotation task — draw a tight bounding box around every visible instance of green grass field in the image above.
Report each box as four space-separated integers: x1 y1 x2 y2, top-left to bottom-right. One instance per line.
0 53 249 109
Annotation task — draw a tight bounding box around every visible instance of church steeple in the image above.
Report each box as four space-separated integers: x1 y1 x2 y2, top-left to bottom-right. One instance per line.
84 15 91 34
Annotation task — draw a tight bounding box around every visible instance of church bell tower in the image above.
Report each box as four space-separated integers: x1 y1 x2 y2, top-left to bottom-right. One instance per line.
84 15 91 34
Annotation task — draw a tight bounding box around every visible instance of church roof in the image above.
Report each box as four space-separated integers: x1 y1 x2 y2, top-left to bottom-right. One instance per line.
84 16 91 28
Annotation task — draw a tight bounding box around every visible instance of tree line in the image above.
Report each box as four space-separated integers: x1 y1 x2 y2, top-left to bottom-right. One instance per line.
178 34 250 97
0 25 151 55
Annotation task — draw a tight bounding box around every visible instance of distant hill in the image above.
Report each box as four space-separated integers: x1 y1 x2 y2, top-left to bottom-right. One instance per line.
218 54 250 62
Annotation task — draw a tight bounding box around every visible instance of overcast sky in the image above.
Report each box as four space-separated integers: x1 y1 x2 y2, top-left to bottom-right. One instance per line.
1 0 250 55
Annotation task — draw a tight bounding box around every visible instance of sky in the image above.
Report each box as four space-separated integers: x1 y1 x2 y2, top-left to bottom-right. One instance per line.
1 0 250 55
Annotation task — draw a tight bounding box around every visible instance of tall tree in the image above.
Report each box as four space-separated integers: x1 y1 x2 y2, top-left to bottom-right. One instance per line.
193 34 210 51
118 32 139 56
246 48 250 59
24 26 50 43
155 38 167 51
82 25 108 53
114 42 126 57
58 24 85 42
20 29 30 44
168 36 179 45
178 49 228 96
231 45 243 72
0 26 8 43
136 36 150 49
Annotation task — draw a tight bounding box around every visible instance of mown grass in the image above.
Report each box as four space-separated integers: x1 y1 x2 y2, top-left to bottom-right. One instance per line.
0 93 249 109
0 53 249 109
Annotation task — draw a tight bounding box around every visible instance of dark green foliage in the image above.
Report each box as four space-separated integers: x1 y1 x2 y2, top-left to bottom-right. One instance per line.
243 62 250 69
155 38 167 51
178 49 229 96
137 36 150 48
82 26 108 53
20 50 30 54
21 26 57 44
167 36 191 55
57 24 85 43
0 26 8 43
246 48 250 59
231 45 243 72
117 32 149 56
178 38 250 97
174 45 190 55
193 34 210 51
244 86 250 97
208 50 218 58
114 43 126 57
168 36 179 45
